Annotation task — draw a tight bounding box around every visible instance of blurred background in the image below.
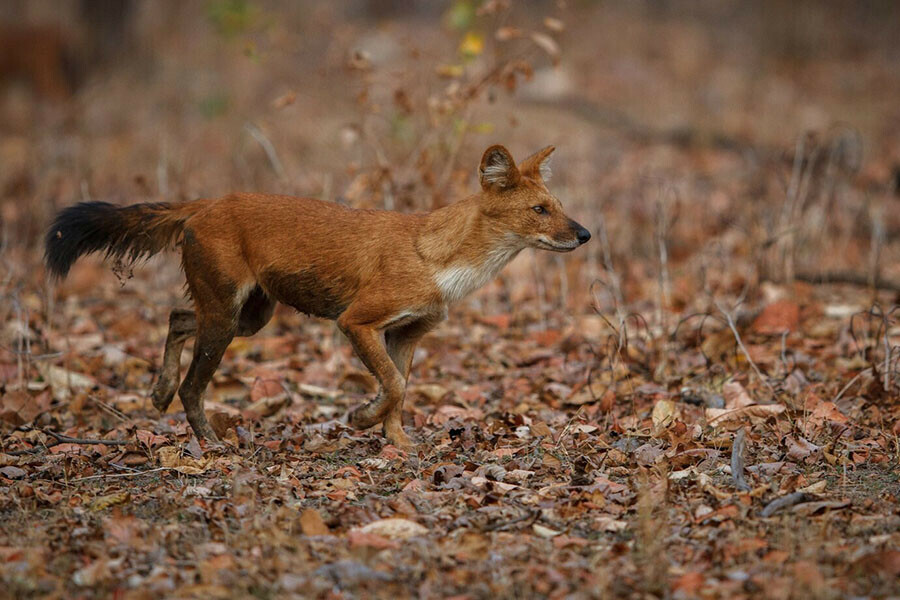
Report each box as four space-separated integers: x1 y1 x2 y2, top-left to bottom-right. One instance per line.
1 0 899 364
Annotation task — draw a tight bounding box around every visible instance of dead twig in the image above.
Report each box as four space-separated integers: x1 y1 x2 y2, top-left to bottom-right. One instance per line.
715 299 777 398
791 270 900 293
833 368 871 403
760 492 808 517
43 429 129 446
730 428 750 491
70 467 172 482
2 447 44 456
244 122 286 180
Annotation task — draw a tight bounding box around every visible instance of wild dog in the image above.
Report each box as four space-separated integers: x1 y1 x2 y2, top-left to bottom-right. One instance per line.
45 145 591 448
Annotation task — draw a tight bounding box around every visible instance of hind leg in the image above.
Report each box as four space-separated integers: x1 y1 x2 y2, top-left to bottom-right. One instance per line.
153 287 273 415
151 309 196 413
176 229 254 440
178 313 237 441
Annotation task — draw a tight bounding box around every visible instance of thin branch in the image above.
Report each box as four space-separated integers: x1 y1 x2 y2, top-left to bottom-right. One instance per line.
760 492 809 517
43 429 129 446
833 368 870 403
244 122 286 180
70 467 173 483
730 427 750 491
791 270 900 293
714 299 777 398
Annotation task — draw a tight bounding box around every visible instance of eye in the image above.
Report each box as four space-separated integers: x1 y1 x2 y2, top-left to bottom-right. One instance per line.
532 206 547 215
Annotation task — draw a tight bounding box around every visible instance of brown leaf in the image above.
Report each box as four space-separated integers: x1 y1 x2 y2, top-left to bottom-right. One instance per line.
208 412 240 439
136 429 168 449
246 393 289 418
651 399 678 429
347 530 399 550
300 509 330 536
722 382 755 409
752 300 800 334
157 446 210 475
0 390 40 425
785 436 821 462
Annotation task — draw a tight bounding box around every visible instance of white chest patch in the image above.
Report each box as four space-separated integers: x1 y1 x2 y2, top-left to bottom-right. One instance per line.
434 244 521 304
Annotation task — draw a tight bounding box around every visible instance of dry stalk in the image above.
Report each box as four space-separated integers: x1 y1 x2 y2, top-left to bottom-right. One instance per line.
731 427 750 491
244 122 286 181
714 298 777 399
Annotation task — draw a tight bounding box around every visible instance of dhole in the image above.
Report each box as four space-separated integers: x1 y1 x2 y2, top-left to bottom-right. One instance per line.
45 145 591 448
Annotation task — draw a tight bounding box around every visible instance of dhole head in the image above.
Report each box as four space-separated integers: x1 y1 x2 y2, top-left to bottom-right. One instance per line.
477 144 591 251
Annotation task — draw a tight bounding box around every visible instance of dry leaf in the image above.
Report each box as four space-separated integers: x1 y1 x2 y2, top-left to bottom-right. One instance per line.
157 446 210 475
651 399 678 429
299 509 330 536
89 491 130 511
356 518 428 540
532 524 561 538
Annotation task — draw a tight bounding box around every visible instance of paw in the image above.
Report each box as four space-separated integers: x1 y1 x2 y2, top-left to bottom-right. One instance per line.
150 381 177 412
185 412 220 442
383 424 414 450
348 404 385 430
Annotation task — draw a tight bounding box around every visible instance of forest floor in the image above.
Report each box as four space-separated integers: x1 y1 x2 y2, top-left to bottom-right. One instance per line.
2 2 900 598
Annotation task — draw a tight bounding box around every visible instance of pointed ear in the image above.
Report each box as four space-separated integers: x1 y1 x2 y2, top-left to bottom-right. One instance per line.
520 145 555 182
479 145 520 191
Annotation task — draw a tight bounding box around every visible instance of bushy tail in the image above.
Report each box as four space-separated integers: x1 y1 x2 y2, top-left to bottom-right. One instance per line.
44 201 199 279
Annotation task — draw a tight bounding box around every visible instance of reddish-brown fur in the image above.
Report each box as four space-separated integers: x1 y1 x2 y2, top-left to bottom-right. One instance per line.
45 145 590 447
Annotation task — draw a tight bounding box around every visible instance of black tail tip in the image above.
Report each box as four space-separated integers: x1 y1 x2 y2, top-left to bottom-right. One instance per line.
43 201 119 280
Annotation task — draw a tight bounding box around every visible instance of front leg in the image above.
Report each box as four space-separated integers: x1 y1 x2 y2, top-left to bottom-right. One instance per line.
381 316 442 446
337 315 406 435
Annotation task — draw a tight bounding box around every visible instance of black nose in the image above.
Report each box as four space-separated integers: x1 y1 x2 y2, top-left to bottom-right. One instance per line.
576 227 591 245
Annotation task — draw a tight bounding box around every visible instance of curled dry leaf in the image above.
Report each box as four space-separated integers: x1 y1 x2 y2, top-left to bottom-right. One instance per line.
246 393 289 418
651 399 678 429
136 429 168 449
157 446 210 475
532 524 561 538
89 491 130 511
785 436 822 462
208 411 241 439
722 382 755 409
355 518 428 540
797 480 827 494
410 383 449 403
